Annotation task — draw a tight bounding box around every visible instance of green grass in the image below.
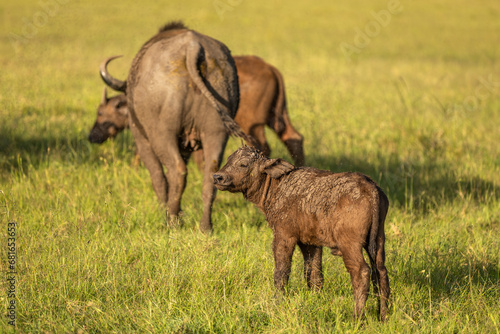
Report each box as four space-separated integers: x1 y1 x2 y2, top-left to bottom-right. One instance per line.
1 0 499 332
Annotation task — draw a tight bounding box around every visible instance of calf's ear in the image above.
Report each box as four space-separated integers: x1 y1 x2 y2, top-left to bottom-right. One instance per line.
260 158 294 179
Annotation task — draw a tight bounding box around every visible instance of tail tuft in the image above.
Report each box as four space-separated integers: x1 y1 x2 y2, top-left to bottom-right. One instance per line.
368 188 382 261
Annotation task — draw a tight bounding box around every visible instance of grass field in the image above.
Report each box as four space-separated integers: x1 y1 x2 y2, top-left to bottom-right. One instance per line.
1 0 499 332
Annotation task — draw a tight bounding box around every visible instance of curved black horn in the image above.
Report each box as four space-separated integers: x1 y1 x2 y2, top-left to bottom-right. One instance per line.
99 55 127 92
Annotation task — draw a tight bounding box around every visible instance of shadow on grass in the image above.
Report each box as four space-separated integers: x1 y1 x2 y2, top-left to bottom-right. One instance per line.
400 244 500 300
0 118 135 178
307 152 499 215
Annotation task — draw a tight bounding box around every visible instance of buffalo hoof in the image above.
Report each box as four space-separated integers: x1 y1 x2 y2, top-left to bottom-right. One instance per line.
166 211 184 228
199 223 213 235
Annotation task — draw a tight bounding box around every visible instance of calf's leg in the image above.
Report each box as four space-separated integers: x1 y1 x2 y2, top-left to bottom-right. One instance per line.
368 253 380 316
367 227 390 321
341 245 371 320
298 243 323 290
272 235 296 291
376 234 390 321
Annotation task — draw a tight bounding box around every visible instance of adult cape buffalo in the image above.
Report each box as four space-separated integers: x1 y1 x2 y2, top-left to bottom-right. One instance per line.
101 21 249 233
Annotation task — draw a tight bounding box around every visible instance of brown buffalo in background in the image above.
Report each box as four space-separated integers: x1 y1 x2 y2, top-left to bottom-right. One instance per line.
233 56 304 166
89 55 305 166
213 146 390 321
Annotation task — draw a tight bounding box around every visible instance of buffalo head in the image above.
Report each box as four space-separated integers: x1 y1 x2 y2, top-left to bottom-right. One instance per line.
88 87 129 144
213 146 294 193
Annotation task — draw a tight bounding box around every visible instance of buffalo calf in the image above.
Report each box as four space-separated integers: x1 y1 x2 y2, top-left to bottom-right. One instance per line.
213 146 390 321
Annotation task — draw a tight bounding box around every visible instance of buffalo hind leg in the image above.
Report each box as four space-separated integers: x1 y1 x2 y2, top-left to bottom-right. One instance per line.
164 153 187 225
129 122 168 205
341 245 371 320
150 134 187 226
191 149 205 171
273 113 305 166
283 136 305 167
248 125 271 157
200 132 228 233
298 243 323 290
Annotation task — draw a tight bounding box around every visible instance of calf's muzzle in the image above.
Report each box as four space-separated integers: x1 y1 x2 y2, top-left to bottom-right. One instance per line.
212 174 224 184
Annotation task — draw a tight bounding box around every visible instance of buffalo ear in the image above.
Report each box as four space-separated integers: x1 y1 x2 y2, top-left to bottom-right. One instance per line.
116 99 129 116
260 158 295 179
116 106 129 117
101 87 108 104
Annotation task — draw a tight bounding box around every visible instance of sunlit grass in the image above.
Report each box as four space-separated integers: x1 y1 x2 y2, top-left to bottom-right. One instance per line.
1 0 499 332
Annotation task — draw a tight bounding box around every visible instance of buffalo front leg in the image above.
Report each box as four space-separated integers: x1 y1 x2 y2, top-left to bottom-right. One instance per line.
129 122 168 205
298 243 324 290
272 234 297 291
